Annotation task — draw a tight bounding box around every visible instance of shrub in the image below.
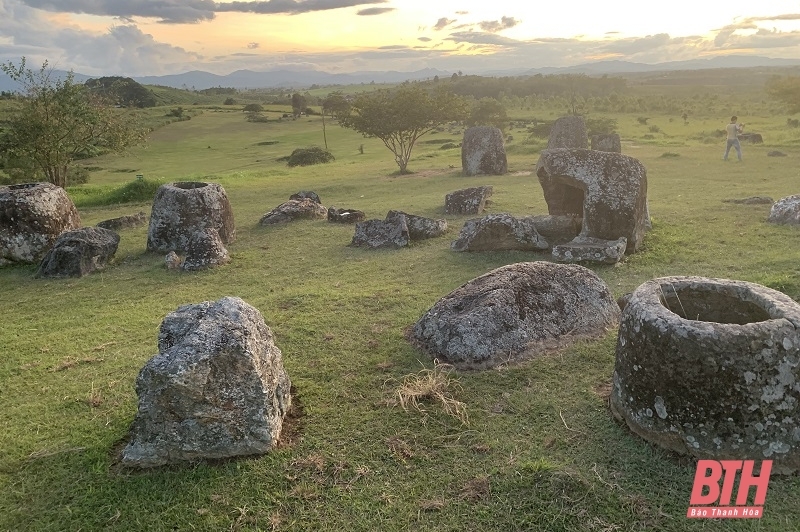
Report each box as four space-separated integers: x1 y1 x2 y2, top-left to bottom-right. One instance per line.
104 178 163 204
637 117 649 125
648 125 661 133
168 107 184 118
286 147 335 167
586 116 617 137
223 97 236 105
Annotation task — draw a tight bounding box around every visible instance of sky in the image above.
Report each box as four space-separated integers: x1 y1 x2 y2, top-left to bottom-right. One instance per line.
0 0 799 76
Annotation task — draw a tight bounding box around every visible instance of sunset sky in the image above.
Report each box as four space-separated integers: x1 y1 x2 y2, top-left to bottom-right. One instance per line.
0 0 799 76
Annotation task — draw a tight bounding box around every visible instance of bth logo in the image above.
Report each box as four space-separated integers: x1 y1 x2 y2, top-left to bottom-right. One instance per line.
687 460 771 519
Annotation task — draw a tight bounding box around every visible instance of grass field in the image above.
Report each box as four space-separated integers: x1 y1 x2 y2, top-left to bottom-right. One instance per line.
2 87 800 531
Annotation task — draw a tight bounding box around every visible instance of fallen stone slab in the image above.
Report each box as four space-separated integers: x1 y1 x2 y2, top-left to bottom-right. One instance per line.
260 198 327 225
328 207 366 224
451 213 548 252
386 210 447 240
410 261 620 369
444 186 493 215
35 227 120 278
552 236 628 265
97 212 147 231
527 214 581 246
122 296 292 468
351 217 409 249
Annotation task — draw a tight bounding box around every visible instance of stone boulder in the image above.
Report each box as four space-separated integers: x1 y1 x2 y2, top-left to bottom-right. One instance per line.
181 229 230 271
768 195 800 225
536 148 648 254
35 227 119 278
552 236 627 265
122 296 292 468
591 133 621 153
611 276 800 474
260 198 327 225
289 191 321 204
0 182 81 265
97 212 147 231
445 186 493 215
328 207 366 224
351 217 409 249
386 210 447 240
739 132 763 144
147 182 235 253
410 262 620 369
165 251 182 270
451 214 549 252
461 126 508 176
547 116 588 149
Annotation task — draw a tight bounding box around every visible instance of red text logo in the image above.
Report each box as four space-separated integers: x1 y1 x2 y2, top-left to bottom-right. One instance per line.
687 460 771 518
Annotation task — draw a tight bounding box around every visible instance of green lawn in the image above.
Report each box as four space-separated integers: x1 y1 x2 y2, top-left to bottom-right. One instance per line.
2 98 800 531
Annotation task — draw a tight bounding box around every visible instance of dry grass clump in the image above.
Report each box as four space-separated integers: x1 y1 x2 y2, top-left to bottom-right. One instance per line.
390 361 468 425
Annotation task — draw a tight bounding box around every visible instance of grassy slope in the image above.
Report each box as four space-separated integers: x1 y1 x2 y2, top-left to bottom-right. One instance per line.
1 91 800 531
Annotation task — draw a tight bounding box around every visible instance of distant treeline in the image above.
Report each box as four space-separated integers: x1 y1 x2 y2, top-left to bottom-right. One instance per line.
441 73 628 100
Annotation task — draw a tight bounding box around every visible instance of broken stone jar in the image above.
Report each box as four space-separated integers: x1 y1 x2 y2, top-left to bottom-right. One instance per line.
611 276 800 474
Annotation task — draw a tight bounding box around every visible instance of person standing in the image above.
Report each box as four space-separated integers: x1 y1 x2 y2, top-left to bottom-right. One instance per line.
723 115 744 161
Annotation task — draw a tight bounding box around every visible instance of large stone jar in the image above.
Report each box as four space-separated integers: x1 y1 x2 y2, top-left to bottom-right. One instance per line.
147 182 235 253
611 276 800 474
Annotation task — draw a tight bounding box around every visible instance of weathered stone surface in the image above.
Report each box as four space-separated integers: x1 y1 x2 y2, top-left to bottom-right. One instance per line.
723 196 774 205
552 236 627 265
547 116 588 149
768 195 800 225
591 133 621 153
351 217 409 249
611 276 800 474
536 148 648 253
182 229 230 271
328 207 366 224
289 191 321 204
527 214 581 246
451 214 548 252
147 182 235 253
0 182 81 265
35 227 119 278
739 132 763 143
386 210 447 240
122 296 292 468
410 262 620 369
97 212 147 231
445 186 493 215
461 126 508 176
165 251 182 270
768 151 787 157
260 199 327 225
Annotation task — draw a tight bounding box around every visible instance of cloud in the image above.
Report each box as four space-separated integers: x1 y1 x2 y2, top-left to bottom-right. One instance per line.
378 45 408 50
446 31 524 47
356 6 393 15
417 37 431 42
433 17 455 30
478 16 519 33
602 33 672 54
455 10 468 15
247 42 259 49
19 0 391 23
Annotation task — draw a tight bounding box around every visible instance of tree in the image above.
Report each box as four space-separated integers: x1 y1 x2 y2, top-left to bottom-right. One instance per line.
766 76 800 113
0 58 147 188
84 76 157 108
321 91 351 150
335 86 469 174
291 93 307 117
466 97 509 131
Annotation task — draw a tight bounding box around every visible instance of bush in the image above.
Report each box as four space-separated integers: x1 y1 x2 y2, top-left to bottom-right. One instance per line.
168 107 184 118
586 116 617 137
224 97 237 105
648 125 661 133
286 147 335 167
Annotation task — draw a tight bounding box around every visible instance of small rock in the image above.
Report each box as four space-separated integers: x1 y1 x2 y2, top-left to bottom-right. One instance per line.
768 195 800 225
165 251 182 270
328 207 366 224
451 213 549 252
97 212 147 231
385 210 447 240
552 236 628 265
289 191 321 204
444 186 493 215
351 217 409 249
260 199 327 225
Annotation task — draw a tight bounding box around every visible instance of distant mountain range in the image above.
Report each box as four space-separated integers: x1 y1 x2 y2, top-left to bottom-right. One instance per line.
2 55 799 92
